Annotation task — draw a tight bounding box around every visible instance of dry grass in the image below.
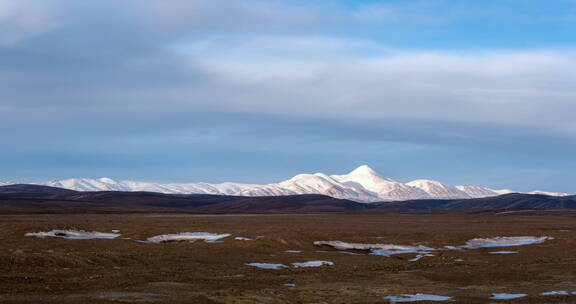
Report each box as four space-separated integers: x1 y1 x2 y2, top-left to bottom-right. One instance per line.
1 212 576 303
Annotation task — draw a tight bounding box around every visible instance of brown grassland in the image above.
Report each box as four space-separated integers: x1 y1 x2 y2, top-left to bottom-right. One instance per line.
1 211 576 303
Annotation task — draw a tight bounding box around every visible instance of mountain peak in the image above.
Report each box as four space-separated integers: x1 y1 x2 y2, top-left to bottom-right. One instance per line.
98 177 117 184
349 165 378 176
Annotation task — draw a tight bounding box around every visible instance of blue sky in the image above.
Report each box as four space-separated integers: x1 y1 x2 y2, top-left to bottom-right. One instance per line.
1 0 575 192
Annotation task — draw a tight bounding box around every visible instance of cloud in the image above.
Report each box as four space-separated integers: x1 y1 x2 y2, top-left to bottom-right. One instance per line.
130 0 331 34
151 36 576 135
0 0 62 46
2 28 576 137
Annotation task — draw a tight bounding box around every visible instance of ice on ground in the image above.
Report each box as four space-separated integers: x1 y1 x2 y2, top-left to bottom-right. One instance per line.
462 236 552 249
338 251 363 255
291 261 334 268
541 291 569 296
146 232 230 243
111 230 120 233
284 283 296 287
490 293 527 300
285 250 303 253
315 236 551 260
246 263 287 269
409 253 435 262
235 237 252 241
25 229 120 240
315 241 433 257
385 294 453 302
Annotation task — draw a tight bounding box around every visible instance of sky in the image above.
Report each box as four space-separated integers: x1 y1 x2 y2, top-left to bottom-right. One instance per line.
1 0 575 192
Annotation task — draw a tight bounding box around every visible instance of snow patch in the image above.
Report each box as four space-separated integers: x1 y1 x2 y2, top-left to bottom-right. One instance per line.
285 250 303 253
462 236 552 249
409 253 435 262
385 294 453 302
291 261 334 268
235 237 252 241
315 241 433 257
146 232 230 243
541 291 569 296
246 261 334 269
315 236 551 260
25 229 120 240
246 263 287 269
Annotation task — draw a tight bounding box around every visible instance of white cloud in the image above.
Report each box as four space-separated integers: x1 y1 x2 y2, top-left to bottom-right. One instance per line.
0 0 62 46
161 36 576 134
132 0 329 34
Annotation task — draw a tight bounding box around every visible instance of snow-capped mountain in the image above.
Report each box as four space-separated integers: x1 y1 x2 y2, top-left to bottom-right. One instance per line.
41 178 258 195
2 165 570 202
330 165 429 201
407 179 469 199
527 190 571 197
236 165 517 202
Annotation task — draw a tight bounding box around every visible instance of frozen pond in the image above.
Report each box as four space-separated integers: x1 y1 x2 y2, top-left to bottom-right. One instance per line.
25 229 121 240
490 293 527 300
384 293 453 302
489 251 518 254
146 232 230 243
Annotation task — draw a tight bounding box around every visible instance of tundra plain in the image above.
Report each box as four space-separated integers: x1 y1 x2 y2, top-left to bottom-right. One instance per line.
2 212 576 303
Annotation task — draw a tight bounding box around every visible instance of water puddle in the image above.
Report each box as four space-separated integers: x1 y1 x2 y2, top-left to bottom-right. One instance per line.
490 293 527 300
385 293 453 302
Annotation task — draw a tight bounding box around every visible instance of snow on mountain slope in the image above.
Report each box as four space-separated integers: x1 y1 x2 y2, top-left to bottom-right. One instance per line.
407 179 470 199
330 165 429 200
1 165 571 202
455 185 500 198
528 190 571 197
237 173 378 201
40 178 257 195
44 178 130 192
492 189 516 195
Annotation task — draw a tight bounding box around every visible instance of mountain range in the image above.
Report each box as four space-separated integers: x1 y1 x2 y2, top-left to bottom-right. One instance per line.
1 184 575 213
2 165 570 203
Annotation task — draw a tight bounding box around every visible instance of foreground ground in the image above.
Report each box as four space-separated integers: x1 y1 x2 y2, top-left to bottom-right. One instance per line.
1 211 576 303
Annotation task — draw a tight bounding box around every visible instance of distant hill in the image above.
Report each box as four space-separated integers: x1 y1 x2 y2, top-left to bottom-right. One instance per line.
377 193 576 211
0 184 78 198
0 184 364 213
3 165 569 202
1 184 575 213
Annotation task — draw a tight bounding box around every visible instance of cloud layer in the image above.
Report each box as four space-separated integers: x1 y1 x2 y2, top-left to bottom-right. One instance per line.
1 0 575 192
